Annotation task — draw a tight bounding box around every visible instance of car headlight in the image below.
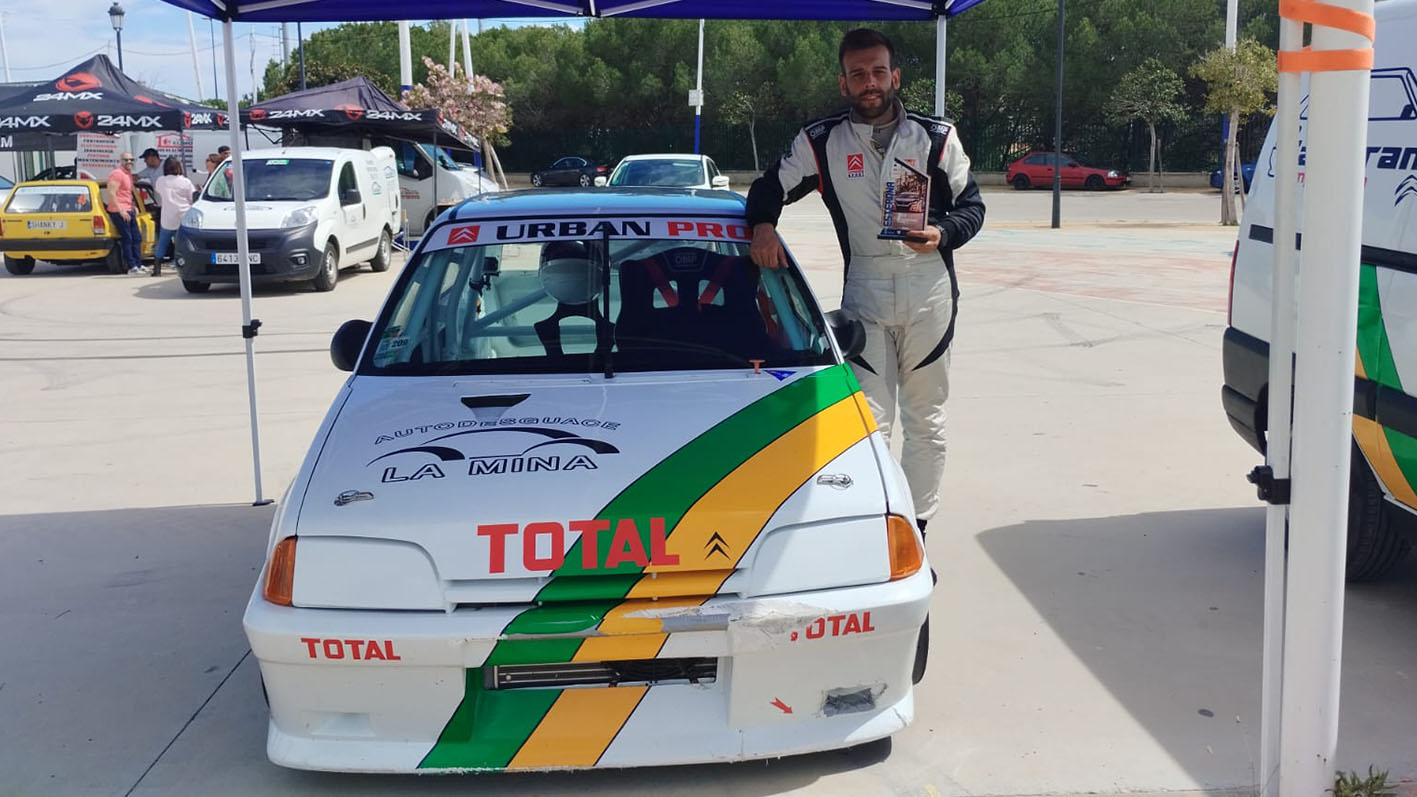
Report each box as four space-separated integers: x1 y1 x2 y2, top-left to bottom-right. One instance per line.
182 207 204 229
1107 170 1118 178
281 206 319 228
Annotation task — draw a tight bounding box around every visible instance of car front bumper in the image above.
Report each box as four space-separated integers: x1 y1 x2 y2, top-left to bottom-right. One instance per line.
244 567 932 773
175 223 320 283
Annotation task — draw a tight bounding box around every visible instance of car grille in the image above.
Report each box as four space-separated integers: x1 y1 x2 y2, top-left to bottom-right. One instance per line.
485 657 717 690
207 263 271 275
199 236 270 251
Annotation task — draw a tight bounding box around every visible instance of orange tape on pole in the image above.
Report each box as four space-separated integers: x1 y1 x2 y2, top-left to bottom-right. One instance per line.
1279 0 1375 40
1277 0 1374 73
1278 47 1374 73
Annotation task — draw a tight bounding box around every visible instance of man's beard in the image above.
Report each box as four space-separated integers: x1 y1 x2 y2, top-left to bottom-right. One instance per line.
850 86 896 121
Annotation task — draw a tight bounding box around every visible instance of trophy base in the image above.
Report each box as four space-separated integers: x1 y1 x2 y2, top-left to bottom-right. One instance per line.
877 228 914 240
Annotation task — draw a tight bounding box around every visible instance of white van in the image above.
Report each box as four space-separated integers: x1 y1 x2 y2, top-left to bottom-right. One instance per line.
175 146 401 293
1223 0 1417 579
384 139 499 237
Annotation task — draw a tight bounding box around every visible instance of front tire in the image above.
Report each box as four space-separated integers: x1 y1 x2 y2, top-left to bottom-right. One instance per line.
531 173 543 187
1347 444 1414 580
181 279 210 293
912 616 929 684
312 243 339 292
369 229 392 272
1011 174 1031 190
1085 175 1105 190
4 255 35 275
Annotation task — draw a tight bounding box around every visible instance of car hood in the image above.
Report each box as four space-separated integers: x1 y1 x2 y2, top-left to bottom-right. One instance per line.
290 364 881 605
196 200 316 229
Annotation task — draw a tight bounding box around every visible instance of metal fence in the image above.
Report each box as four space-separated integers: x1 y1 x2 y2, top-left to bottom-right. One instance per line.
498 113 1271 175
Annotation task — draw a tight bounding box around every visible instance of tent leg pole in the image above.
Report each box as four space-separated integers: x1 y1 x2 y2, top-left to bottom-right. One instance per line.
1278 1 1373 791
934 15 946 117
223 19 271 508
1258 13 1305 796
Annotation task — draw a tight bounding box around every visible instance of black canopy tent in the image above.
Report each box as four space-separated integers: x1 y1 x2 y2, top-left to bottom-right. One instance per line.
242 76 481 152
0 55 227 135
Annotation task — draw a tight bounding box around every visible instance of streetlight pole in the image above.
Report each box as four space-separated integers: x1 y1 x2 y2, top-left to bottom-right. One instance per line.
1051 0 1063 229
108 2 126 72
693 19 705 154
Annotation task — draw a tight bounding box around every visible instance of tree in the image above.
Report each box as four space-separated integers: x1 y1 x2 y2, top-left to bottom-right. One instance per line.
405 57 513 187
1192 38 1277 224
1107 58 1187 192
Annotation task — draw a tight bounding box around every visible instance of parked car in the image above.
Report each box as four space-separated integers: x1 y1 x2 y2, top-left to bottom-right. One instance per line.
1223 0 1417 581
175 146 401 294
243 187 932 773
601 154 730 190
0 179 156 275
1005 152 1129 190
530 156 609 187
31 165 76 181
1210 162 1256 191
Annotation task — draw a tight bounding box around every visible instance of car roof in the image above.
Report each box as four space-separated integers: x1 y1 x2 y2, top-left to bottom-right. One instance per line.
231 146 363 160
16 180 98 188
447 187 744 221
618 153 708 163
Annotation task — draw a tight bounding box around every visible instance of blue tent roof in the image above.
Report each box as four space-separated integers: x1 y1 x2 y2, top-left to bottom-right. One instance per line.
160 0 986 22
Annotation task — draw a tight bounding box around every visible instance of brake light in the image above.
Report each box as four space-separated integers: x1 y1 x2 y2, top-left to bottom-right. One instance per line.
263 537 297 606
93 215 106 236
886 515 923 580
1227 240 1240 326
597 165 608 172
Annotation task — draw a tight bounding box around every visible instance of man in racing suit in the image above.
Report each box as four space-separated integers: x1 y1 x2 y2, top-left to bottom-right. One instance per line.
746 28 986 530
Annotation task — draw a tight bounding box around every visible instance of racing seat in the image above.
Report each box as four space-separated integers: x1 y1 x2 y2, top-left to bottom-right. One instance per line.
534 241 611 356
616 247 776 362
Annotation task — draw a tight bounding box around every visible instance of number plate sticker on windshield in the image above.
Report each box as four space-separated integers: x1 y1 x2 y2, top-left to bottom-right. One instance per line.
26 220 64 230
212 252 262 265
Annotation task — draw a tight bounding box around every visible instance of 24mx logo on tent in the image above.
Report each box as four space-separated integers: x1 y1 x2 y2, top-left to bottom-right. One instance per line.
56 72 101 92
248 108 267 122
73 111 95 130
337 104 365 121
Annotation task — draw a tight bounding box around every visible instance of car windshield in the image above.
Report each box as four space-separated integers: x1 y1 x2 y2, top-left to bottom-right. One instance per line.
204 158 333 202
609 160 704 187
4 184 94 214
421 145 463 170
365 216 833 376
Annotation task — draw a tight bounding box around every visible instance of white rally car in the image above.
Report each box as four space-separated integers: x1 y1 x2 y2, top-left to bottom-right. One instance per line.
244 186 933 772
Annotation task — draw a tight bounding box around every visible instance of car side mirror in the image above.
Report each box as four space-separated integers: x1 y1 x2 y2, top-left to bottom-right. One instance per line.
825 309 866 359
594 175 608 187
711 175 730 189
331 319 371 372
341 188 362 206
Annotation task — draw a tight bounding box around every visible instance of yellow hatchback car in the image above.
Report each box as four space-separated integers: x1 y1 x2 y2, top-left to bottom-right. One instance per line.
0 180 156 275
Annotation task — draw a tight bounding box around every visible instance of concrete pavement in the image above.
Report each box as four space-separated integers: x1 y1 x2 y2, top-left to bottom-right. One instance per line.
1 188 1414 796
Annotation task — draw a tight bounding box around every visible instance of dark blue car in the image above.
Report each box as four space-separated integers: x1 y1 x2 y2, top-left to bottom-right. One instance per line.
1211 162 1256 191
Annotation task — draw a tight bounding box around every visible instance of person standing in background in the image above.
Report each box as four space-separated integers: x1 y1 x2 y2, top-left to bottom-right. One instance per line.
105 153 144 276
135 148 163 185
152 157 197 278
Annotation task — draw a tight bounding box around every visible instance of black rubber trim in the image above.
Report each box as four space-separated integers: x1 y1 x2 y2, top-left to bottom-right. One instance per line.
1248 224 1417 275
1222 326 1270 402
1375 381 1417 441
0 239 112 252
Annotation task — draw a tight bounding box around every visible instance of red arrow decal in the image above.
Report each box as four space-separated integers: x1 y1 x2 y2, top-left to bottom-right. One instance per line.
770 698 793 714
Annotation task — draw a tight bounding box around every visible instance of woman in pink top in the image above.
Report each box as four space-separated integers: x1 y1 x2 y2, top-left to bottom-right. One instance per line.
153 157 197 277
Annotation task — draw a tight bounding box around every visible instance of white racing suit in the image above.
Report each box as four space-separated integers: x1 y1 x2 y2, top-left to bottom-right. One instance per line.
746 104 986 521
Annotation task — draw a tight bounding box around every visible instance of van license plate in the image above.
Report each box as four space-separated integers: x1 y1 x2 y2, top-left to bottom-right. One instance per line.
212 253 261 265
26 220 64 230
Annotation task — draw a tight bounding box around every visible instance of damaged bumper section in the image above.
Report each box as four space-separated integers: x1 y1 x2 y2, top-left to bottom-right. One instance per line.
244 569 932 772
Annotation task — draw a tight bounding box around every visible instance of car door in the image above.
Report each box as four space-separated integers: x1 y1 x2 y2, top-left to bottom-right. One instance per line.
1026 154 1054 185
1061 157 1086 187
336 160 363 255
546 158 571 185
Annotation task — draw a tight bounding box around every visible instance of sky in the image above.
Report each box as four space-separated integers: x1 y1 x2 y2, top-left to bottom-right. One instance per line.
0 1 573 105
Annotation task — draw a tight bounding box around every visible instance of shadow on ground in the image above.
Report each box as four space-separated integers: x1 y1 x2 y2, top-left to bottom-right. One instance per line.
977 507 1417 789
